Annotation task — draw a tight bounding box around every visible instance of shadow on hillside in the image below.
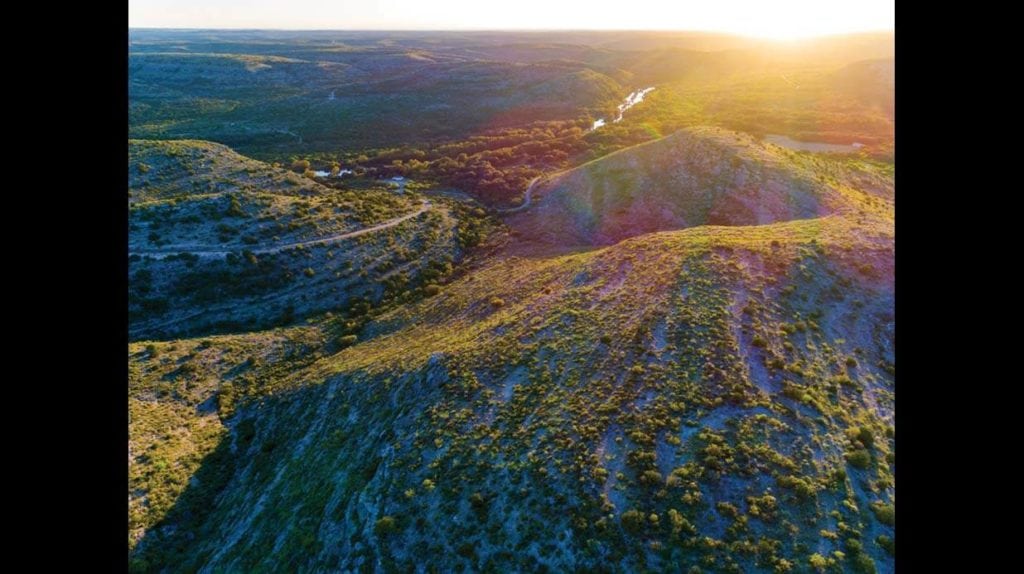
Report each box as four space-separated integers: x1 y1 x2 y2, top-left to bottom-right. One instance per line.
130 370 414 573
130 433 238 572
130 379 321 571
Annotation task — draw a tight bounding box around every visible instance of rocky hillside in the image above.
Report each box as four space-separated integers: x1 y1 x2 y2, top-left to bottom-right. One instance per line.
129 140 497 340
129 139 326 203
129 129 894 573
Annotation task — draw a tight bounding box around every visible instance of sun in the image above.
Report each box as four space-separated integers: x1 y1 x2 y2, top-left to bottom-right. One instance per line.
651 1 893 41
726 14 861 41
735 20 825 41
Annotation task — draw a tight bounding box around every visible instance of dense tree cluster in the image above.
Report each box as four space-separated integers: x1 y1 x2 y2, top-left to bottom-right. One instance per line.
302 118 667 207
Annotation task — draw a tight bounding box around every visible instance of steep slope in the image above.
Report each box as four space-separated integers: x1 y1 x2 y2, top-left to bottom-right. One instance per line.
129 131 894 573
508 127 892 250
129 140 497 340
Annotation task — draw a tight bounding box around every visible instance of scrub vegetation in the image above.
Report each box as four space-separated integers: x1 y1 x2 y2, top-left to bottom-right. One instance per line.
129 29 894 573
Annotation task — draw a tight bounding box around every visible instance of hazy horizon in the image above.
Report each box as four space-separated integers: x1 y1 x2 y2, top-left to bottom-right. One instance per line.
127 27 894 36
129 0 894 40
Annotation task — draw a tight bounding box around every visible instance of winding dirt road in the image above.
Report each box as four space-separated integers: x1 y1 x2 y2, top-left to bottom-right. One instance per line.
497 177 542 214
130 200 432 259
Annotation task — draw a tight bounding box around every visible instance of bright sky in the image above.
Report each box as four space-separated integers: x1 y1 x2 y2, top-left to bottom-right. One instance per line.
129 0 894 39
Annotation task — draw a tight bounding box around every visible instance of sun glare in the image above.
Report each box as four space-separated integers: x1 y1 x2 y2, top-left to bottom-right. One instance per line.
651 1 893 41
130 0 895 37
738 23 832 41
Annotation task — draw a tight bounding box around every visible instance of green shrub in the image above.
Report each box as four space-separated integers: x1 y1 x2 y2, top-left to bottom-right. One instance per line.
857 427 875 448
304 268 316 277
747 494 777 519
842 538 878 573
218 382 236 418
469 492 486 509
833 375 855 387
424 284 442 296
226 197 246 217
782 382 804 400
876 534 895 556
851 552 876 574
621 509 646 534
845 449 872 469
777 475 816 500
469 492 489 518
374 516 398 536
715 501 740 518
870 502 895 526
639 470 663 486
667 508 695 535
339 335 358 347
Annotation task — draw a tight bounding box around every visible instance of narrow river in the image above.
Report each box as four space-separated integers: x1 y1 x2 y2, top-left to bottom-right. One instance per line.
591 87 656 131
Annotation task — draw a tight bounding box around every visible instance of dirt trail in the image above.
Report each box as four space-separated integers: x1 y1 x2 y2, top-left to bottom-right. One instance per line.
497 177 542 214
130 200 431 259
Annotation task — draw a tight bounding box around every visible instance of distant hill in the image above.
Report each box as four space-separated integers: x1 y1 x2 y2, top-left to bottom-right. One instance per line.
833 58 896 118
129 139 329 203
128 50 626 154
508 127 892 249
128 30 894 157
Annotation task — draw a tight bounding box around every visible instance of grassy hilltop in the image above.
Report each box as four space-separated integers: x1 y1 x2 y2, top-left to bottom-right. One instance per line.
507 127 891 249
